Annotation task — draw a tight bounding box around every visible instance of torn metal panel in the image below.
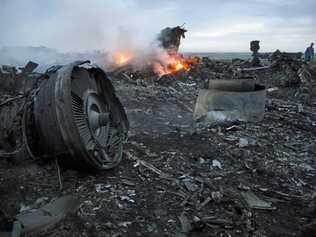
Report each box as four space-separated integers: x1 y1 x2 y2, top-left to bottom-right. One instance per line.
157 26 187 52
208 78 255 92
194 79 266 124
241 191 276 210
20 61 38 74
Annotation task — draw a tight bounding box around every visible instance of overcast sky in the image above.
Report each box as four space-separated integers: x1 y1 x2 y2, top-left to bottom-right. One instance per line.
0 0 315 52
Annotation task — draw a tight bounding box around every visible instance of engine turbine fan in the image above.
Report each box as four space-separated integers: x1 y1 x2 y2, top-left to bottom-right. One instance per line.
31 61 129 170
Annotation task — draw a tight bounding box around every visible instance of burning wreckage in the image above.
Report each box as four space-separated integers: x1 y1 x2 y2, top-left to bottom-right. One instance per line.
1 26 316 236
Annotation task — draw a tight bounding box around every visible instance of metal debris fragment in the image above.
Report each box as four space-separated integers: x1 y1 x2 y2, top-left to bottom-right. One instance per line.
157 25 187 52
194 78 266 124
241 191 276 210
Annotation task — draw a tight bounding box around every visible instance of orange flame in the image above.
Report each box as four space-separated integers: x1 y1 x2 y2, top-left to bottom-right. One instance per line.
115 51 134 66
154 55 200 77
171 60 191 72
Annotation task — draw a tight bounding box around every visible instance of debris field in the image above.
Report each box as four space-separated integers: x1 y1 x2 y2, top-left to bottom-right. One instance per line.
0 53 316 237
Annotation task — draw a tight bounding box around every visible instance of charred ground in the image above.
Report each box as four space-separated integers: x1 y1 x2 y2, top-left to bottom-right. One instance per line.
1 56 316 237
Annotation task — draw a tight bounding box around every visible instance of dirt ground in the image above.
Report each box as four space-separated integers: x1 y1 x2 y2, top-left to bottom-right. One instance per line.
0 60 316 237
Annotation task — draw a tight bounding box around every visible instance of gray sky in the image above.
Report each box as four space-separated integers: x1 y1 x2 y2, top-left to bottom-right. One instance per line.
0 0 315 52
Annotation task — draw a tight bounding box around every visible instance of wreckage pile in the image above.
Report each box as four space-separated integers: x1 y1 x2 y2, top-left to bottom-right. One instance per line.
252 51 316 105
110 50 316 108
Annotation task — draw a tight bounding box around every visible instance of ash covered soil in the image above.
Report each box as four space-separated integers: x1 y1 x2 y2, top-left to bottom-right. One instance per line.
1 58 316 237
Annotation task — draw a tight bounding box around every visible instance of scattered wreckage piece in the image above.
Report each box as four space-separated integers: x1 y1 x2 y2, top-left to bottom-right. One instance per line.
0 65 16 92
157 25 187 52
241 191 276 210
238 65 271 72
243 50 316 105
250 40 261 67
0 61 129 171
0 196 80 237
194 78 266 124
270 50 303 62
267 50 306 87
0 61 40 94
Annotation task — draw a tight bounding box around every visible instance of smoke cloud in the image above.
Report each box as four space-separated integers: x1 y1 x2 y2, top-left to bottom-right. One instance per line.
1 0 315 66
0 0 181 51
0 0 180 66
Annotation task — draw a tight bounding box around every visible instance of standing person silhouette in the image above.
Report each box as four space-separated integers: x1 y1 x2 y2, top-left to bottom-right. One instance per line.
304 43 314 62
